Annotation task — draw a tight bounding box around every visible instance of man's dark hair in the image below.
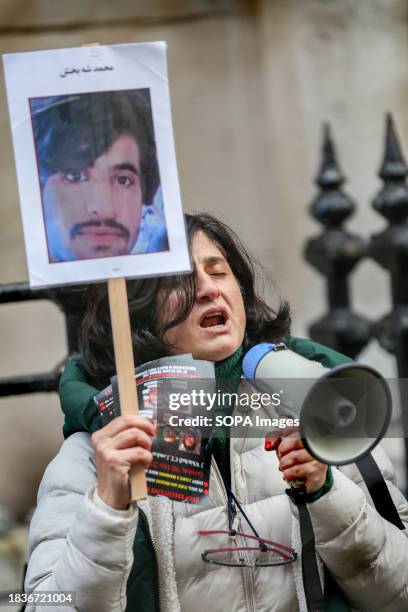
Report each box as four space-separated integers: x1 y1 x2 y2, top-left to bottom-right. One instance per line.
30 89 160 205
80 212 291 388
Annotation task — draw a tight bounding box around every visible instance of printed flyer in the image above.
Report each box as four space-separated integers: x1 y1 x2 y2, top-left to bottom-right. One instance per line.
94 355 215 504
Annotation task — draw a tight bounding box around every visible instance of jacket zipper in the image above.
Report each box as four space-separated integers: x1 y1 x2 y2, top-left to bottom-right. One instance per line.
138 507 161 612
230 442 257 612
212 455 257 612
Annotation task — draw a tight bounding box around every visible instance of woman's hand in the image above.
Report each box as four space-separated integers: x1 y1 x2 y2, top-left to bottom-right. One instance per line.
92 415 156 510
270 433 328 495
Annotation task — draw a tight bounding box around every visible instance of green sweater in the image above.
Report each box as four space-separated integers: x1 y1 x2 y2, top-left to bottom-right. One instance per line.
60 337 352 439
58 337 353 612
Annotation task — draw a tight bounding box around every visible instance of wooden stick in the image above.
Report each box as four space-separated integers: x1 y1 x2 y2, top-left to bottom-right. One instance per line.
80 43 147 499
108 277 147 500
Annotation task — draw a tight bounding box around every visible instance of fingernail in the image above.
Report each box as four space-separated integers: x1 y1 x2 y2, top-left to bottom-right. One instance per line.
265 436 280 452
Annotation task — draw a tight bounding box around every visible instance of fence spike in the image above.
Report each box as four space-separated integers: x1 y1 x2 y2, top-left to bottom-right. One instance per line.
304 123 370 358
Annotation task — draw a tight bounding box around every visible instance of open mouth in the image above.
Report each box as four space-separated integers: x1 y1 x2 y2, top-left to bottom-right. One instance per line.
200 311 227 329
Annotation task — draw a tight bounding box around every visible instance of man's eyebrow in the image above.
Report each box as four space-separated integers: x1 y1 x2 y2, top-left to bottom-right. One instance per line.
113 162 140 175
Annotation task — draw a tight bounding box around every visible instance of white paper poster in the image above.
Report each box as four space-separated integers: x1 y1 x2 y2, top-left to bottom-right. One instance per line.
3 42 190 287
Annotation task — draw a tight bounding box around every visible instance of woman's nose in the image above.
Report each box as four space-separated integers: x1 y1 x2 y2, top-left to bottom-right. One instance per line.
196 272 220 301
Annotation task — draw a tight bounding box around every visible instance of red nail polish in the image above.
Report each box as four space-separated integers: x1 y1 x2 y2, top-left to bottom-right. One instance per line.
265 438 274 451
264 436 281 452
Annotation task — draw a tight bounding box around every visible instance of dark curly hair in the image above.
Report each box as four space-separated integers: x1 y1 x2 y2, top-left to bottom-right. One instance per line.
80 212 291 388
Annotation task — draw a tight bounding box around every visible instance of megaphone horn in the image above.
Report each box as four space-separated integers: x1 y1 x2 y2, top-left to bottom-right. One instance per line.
242 343 392 466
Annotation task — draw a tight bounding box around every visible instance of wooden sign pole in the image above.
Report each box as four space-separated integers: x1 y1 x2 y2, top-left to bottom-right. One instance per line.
80 44 147 501
108 277 148 500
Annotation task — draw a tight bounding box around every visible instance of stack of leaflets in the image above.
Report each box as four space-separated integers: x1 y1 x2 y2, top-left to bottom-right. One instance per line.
94 355 215 504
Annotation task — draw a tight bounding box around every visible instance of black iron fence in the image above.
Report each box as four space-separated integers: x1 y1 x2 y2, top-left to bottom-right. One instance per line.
305 113 408 483
1 115 407 483
0 283 86 396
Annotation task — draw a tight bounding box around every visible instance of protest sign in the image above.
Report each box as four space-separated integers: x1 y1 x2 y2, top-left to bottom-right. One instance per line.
3 42 191 499
3 42 189 287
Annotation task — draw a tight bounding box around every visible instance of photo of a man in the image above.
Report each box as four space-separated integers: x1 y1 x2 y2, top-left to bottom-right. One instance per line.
30 89 169 263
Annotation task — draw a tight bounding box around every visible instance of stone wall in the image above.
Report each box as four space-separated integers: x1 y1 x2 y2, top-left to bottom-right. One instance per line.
0 0 407 527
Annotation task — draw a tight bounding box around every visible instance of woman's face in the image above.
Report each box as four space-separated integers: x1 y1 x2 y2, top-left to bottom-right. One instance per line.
161 231 246 362
184 433 196 449
163 426 176 443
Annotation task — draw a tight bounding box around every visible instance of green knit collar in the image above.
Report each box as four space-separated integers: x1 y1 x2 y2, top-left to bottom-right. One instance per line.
214 345 243 379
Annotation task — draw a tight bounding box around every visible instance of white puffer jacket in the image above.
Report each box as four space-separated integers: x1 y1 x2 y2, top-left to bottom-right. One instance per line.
25 423 408 612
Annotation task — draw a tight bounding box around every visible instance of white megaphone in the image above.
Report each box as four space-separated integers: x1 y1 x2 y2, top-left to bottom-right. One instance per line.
242 342 392 465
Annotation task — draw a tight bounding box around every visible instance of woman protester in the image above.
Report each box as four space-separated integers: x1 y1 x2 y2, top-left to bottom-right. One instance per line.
25 213 408 611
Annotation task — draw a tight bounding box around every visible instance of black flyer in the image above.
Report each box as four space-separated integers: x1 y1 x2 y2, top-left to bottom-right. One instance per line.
94 355 215 504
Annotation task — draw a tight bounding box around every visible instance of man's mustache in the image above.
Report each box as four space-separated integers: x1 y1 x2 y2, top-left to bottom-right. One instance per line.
70 219 130 241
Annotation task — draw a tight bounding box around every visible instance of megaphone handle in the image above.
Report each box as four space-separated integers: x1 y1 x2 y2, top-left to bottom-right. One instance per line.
290 478 306 492
264 434 306 493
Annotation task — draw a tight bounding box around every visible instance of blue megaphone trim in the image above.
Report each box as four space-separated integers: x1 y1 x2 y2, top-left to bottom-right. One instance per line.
242 342 287 379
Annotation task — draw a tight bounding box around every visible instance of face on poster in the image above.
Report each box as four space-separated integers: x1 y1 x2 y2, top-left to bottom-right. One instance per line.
3 43 190 287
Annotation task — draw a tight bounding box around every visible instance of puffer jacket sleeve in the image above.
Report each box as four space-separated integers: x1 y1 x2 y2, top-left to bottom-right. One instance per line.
24 432 139 612
301 445 408 611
